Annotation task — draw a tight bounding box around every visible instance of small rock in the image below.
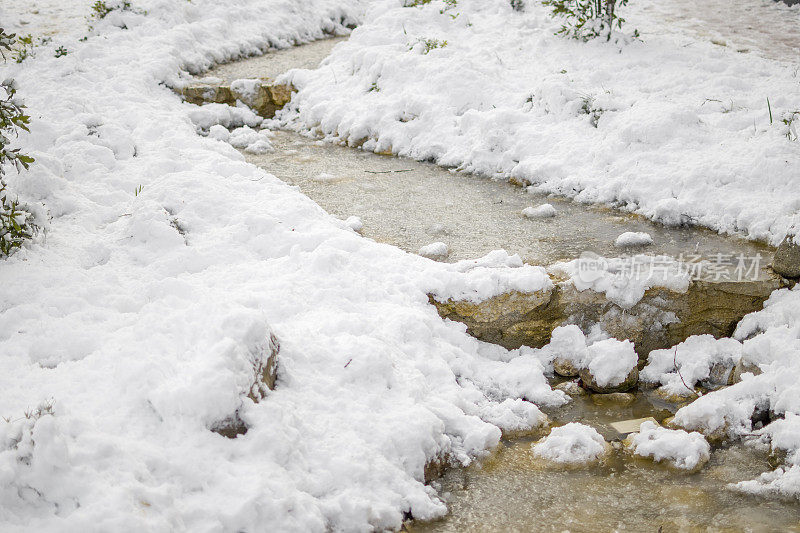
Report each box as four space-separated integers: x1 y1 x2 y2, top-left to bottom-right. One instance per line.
704 361 735 389
654 385 697 404
579 365 638 393
553 356 579 377
554 380 586 396
729 359 762 384
591 392 636 407
772 235 800 279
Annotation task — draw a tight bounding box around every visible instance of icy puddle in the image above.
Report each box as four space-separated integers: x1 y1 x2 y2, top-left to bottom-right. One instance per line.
247 130 772 268
408 390 800 533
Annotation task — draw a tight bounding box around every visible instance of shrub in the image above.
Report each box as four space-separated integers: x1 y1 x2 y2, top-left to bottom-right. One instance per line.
0 29 36 257
542 0 637 41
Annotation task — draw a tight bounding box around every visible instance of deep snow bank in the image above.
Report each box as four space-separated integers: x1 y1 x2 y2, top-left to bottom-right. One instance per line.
281 0 800 245
0 1 572 530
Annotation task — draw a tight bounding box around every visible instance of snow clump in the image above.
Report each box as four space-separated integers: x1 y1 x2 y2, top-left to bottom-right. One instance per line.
522 204 557 219
532 423 608 464
614 231 653 247
628 421 711 471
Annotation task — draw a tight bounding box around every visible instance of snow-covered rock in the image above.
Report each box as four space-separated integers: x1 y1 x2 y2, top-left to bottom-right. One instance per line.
532 423 609 465
627 421 711 472
522 204 557 219
614 231 653 248
578 338 639 392
419 241 450 261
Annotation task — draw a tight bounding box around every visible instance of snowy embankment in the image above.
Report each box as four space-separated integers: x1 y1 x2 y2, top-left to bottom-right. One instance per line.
0 1 578 530
281 0 800 246
278 0 800 501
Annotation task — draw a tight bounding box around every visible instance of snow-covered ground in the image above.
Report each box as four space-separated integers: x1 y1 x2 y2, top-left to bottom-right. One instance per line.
282 0 800 246
1 0 800 530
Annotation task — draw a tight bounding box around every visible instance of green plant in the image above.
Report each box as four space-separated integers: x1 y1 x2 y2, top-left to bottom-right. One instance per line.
54 46 69 58
87 0 144 32
510 0 525 10
542 0 637 41
0 30 36 257
404 0 458 16
134 184 144 196
782 111 799 141
411 37 448 54
12 34 34 63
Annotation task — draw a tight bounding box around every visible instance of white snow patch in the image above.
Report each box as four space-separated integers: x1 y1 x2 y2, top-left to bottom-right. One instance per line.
585 338 638 388
532 423 607 464
344 215 363 233
614 231 653 247
552 254 691 309
522 204 557 219
629 421 711 471
419 241 450 260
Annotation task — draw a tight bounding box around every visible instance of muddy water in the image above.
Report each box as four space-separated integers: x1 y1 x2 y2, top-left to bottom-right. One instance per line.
409 389 800 533
247 130 772 270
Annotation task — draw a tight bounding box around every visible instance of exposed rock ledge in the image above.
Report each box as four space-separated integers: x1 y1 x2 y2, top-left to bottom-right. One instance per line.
430 271 786 358
180 79 294 118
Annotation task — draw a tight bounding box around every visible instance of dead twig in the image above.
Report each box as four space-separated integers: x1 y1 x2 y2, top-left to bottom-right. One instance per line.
674 346 701 398
364 169 412 174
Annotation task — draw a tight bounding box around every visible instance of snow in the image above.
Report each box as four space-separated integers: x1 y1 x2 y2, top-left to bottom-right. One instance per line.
628 421 711 471
542 325 637 388
668 285 800 497
344 215 363 233
531 423 607 464
552 253 691 309
281 0 800 246
2 0 800 526
419 241 449 260
522 203 556 219
641 335 743 396
584 338 638 388
614 231 653 248
0 1 567 530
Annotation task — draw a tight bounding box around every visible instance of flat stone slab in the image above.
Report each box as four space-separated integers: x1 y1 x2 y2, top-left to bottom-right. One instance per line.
609 417 659 435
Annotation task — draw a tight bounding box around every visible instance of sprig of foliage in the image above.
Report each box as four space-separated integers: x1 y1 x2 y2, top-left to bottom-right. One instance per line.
542 0 637 41
87 0 145 32
0 28 36 258
410 37 449 54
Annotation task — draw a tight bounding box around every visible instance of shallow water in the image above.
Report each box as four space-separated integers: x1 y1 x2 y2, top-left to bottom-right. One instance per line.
409 389 800 533
224 24 793 533
636 0 800 63
247 131 772 271
205 37 346 83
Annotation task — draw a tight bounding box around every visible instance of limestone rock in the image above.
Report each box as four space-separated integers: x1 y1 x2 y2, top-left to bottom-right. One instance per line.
554 380 586 396
773 235 800 279
553 356 579 377
729 358 762 384
179 81 295 119
579 365 638 393
591 392 636 407
428 288 559 349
